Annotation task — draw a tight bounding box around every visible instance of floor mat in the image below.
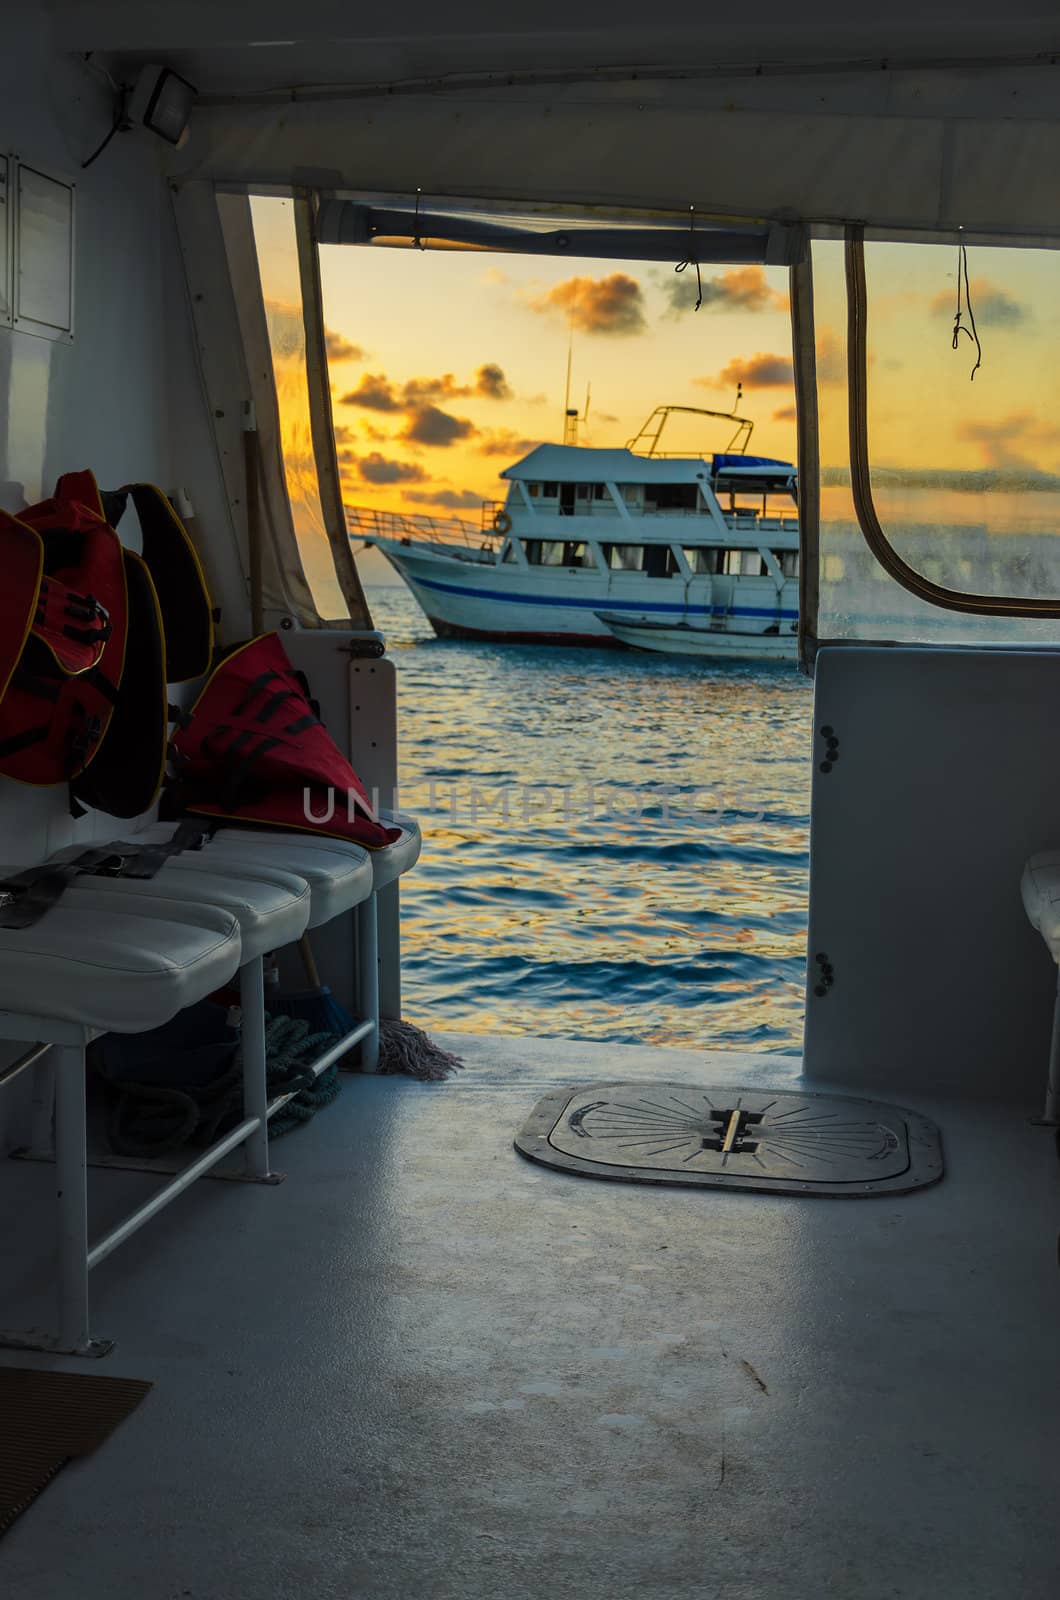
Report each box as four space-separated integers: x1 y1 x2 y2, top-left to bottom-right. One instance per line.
0 1366 152 1537
515 1084 944 1195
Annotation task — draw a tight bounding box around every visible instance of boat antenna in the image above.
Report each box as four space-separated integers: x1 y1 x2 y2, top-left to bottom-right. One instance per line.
734 382 743 413
562 298 576 442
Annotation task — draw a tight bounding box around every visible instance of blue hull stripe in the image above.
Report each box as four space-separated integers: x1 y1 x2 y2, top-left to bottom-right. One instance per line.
409 573 797 620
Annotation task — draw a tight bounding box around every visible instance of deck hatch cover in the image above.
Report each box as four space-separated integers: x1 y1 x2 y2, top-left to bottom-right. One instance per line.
515 1085 943 1196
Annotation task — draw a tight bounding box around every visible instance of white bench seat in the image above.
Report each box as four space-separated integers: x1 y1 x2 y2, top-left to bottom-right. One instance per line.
135 824 374 927
49 845 311 963
0 887 241 1032
370 811 422 891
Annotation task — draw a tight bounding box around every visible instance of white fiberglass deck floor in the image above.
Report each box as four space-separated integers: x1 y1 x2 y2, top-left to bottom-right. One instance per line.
2 1034 1059 1600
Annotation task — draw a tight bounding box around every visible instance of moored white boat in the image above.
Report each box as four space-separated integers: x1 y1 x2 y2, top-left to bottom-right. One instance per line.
595 611 798 660
347 405 799 652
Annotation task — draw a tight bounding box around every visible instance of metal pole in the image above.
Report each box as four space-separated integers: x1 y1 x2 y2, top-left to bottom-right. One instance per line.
356 894 380 1072
0 1040 51 1092
239 957 271 1177
87 1117 263 1270
1045 971 1060 1125
29 1051 56 1158
55 1043 90 1353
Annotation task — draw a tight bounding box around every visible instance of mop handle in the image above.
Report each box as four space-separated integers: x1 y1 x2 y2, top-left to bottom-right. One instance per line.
298 933 322 988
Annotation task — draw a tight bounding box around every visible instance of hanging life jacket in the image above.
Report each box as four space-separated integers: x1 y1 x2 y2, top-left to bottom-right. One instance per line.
0 472 128 787
168 633 401 850
0 470 216 816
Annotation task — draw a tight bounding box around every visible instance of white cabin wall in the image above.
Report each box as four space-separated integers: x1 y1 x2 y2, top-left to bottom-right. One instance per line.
0 12 244 1146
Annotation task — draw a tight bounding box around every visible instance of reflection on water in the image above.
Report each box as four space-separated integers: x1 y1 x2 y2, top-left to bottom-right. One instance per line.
367 585 813 1051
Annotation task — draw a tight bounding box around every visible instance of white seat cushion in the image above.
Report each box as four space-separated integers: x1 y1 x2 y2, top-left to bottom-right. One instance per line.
370 811 422 891
1022 851 1060 961
0 884 241 1032
136 824 374 929
47 844 311 963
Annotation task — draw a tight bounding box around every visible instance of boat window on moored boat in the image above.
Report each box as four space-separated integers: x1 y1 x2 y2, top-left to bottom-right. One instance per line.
774 550 799 577
644 484 699 514
602 544 681 576
524 540 592 567
723 549 769 577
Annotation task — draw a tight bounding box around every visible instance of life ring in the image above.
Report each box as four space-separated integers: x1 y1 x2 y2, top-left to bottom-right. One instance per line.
493 510 512 535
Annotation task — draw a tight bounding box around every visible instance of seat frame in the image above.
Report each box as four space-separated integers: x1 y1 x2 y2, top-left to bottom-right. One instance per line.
0 891 382 1358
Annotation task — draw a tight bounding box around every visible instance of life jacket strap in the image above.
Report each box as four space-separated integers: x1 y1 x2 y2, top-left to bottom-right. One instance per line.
0 819 213 929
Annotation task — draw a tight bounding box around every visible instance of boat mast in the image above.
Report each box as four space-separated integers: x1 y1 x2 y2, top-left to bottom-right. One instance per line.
562 301 579 445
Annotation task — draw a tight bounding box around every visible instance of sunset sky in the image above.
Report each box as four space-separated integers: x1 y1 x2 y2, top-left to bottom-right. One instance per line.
250 198 1060 606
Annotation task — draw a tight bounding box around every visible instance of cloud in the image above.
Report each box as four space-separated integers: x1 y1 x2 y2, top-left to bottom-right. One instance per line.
340 373 402 411
476 429 543 458
401 404 477 447
660 265 787 318
332 424 354 444
357 452 429 485
475 362 513 401
955 412 1060 472
405 489 484 510
697 352 794 390
930 278 1030 327
325 329 364 362
773 405 797 422
528 273 646 336
402 373 471 404
480 266 509 286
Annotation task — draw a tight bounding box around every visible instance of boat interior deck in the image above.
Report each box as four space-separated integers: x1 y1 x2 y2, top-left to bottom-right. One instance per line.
2 1032 1058 1599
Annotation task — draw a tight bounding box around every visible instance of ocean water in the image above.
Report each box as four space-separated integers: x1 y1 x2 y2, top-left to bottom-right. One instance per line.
368 584 814 1051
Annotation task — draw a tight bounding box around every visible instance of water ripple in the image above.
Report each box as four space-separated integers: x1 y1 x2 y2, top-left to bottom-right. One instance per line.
368 585 814 1050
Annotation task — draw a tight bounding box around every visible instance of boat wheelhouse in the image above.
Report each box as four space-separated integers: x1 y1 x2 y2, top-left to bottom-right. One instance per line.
347 407 799 654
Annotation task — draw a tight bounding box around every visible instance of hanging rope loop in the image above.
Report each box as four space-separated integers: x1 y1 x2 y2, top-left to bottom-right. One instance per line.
674 205 703 311
950 236 982 381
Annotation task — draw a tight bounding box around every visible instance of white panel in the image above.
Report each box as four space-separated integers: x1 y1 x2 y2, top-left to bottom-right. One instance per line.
804 646 1060 1106
0 156 10 325
13 161 74 340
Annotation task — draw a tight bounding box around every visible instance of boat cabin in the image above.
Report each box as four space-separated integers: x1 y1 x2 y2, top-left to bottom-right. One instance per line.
1 4 1059 1596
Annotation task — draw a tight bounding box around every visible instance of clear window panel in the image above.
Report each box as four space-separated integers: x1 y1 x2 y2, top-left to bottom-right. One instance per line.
249 195 346 618
814 237 1060 645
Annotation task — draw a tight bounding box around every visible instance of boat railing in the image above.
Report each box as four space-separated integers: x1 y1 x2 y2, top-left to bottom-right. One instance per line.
345 503 501 554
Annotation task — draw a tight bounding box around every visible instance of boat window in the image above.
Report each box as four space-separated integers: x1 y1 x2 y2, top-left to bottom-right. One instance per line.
593 484 609 500
603 543 644 571
542 482 558 497
643 545 682 578
526 483 541 497
645 484 699 514
683 547 722 575
524 539 591 567
721 549 767 577
816 236 1060 643
773 550 799 578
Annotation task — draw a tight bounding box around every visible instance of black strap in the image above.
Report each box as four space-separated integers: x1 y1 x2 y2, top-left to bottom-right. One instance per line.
0 725 49 759
0 819 213 930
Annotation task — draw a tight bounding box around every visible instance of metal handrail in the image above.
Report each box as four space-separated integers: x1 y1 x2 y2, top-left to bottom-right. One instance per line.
345 502 501 551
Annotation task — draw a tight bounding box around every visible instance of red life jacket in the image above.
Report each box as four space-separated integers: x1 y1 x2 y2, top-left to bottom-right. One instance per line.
0 470 215 815
0 472 128 786
169 633 400 850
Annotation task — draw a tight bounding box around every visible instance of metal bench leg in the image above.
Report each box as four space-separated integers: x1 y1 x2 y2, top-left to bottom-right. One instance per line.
356 894 380 1073
30 1052 56 1158
55 1042 92 1354
1045 970 1060 1125
239 957 272 1178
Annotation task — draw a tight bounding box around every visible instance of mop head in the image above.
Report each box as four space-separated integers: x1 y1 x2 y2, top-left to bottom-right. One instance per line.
378 1019 463 1082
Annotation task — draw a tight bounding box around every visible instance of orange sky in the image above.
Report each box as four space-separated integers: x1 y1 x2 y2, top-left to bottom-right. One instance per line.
249 199 1060 605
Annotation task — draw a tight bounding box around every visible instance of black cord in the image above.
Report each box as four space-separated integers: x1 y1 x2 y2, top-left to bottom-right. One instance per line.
675 206 703 311
951 240 982 381
81 117 122 170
